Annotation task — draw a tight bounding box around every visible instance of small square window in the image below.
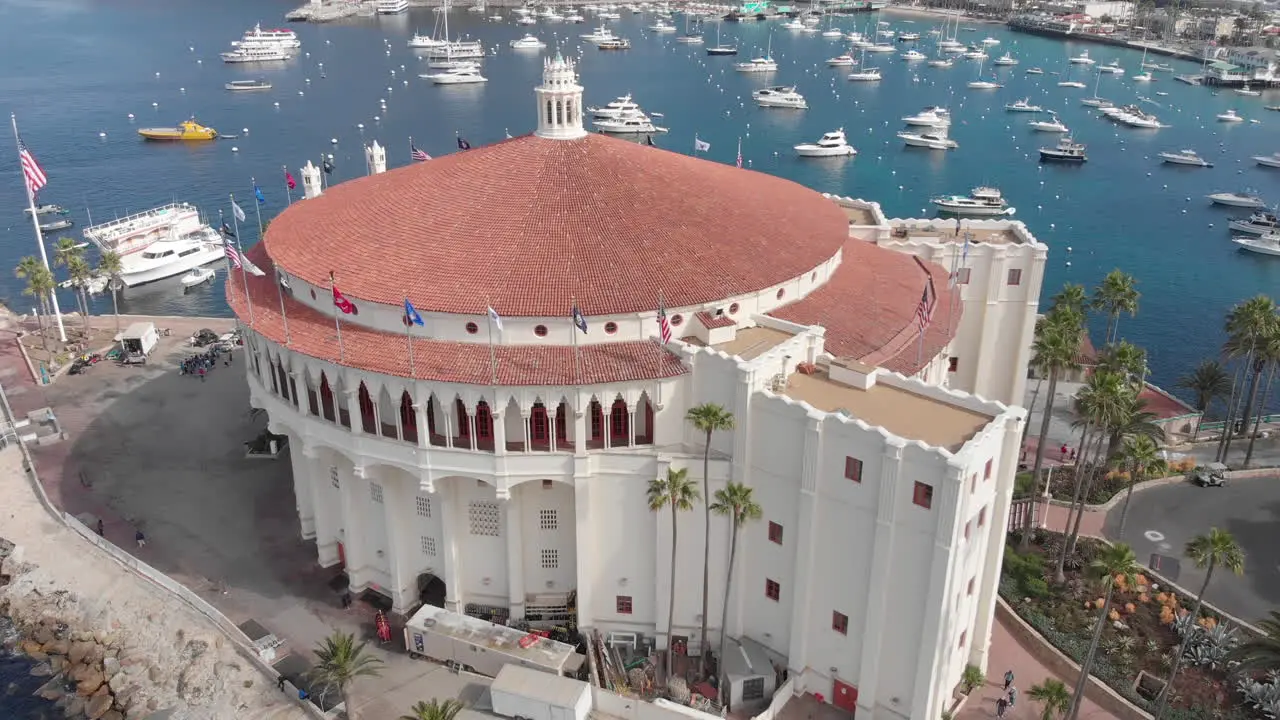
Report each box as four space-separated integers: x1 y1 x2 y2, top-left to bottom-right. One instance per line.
913 481 934 509
956 267 971 285
415 496 432 517
967 577 975 596
616 595 633 614
370 483 383 504
540 549 559 569
768 521 783 544
832 611 848 635
984 459 993 480
765 579 781 601
958 630 967 648
540 509 558 530
844 456 863 483
1007 268 1022 286
948 357 959 372
979 506 987 527
421 536 436 556
964 520 971 540
542 479 554 489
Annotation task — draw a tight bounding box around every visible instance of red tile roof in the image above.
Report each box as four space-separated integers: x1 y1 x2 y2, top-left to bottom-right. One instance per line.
769 241 962 376
1140 384 1196 420
264 134 850 317
695 311 736 329
227 246 688 386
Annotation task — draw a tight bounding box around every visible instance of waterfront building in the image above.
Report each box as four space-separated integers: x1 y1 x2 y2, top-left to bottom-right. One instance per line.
231 55 1047 720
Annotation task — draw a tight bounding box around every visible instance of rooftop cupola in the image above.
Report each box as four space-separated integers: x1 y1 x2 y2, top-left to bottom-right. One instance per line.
534 53 587 140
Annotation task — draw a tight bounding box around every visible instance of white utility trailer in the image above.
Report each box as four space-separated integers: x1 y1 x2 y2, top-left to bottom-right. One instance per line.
489 665 592 720
403 603 585 677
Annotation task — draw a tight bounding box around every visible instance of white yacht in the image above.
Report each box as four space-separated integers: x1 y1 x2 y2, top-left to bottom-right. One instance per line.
1057 78 1087 89
795 128 857 157
780 18 806 30
82 203 225 288
902 106 950 126
992 53 1018 66
827 54 857 66
592 113 668 133
409 33 447 49
1159 149 1212 167
980 36 1000 46
648 20 677 32
1232 235 1280 256
509 34 547 49
735 55 777 72
1217 109 1244 123
1236 84 1261 97
517 15 538 25
932 187 1011 216
238 24 301 49
1025 67 1044 75
864 43 896 53
1132 71 1154 83
1069 50 1095 65
580 26 617 44
898 128 958 149
221 46 293 63
901 49 927 61
427 57 481 69
821 27 844 39
1098 59 1124 74
968 78 1002 89
589 94 642 118
927 57 954 68
1207 192 1265 208
1080 96 1113 108
1253 153 1280 168
1005 98 1042 112
1039 136 1087 162
426 66 489 84
753 85 808 109
897 31 921 41
847 66 882 81
1028 114 1069 132
377 0 410 14
962 47 987 60
1228 210 1279 233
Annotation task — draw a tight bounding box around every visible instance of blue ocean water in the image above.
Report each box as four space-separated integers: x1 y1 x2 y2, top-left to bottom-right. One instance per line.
0 616 50 719
0 0 1277 394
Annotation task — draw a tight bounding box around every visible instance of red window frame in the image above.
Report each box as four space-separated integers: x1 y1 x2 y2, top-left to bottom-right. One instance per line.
456 399 470 438
476 401 493 440
555 403 568 442
832 611 848 635
765 579 780 601
358 383 377 434
610 399 629 440
913 481 934 509
531 404 549 443
948 357 959 372
589 400 603 442
767 521 783 545
1007 268 1022 286
845 456 863 483
320 374 335 422
400 392 417 444
616 595 633 614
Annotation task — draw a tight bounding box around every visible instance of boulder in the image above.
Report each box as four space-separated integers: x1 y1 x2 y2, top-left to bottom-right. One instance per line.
19 639 43 655
62 695 85 718
45 638 71 656
102 656 121 680
36 677 65 701
28 662 53 677
68 641 94 664
75 666 106 696
107 673 130 695
85 692 114 720
147 665 163 683
84 643 105 666
34 626 55 645
50 654 67 673
101 712 123 720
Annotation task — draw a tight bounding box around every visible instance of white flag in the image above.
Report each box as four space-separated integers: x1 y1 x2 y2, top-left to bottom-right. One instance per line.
487 306 503 332
694 137 710 153
231 200 246 223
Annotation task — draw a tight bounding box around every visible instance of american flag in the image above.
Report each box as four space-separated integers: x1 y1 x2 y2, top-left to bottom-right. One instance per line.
411 142 431 162
223 236 242 269
17 136 48 199
735 138 743 169
915 281 936 333
657 300 672 344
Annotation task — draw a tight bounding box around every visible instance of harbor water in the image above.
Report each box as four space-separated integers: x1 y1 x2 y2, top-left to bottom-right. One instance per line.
0 0 1278 395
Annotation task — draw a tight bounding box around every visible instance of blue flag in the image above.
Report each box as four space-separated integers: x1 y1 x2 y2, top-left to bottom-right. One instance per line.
571 305 587 333
404 298 424 326
254 183 266 204
456 136 471 151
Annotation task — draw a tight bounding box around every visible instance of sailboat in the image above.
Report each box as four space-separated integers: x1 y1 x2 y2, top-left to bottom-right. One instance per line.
706 20 737 55
1080 70 1112 107
677 13 704 44
967 56 1001 89
424 0 483 59
1057 64 1087 88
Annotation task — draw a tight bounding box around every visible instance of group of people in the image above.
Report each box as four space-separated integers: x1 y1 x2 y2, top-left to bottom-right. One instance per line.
996 670 1019 718
179 346 229 380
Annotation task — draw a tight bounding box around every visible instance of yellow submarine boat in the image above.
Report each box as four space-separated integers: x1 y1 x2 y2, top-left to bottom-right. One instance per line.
137 118 218 142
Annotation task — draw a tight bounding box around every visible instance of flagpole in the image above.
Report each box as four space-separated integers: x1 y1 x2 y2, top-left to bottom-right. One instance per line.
11 114 67 343
251 177 264 237
571 296 581 386
284 165 292 206
331 272 346 363
277 268 292 346
229 194 254 326
485 304 498 387
320 153 327 190
405 297 417 377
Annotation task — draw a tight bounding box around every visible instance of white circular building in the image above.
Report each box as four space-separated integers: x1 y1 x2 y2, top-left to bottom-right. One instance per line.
232 56 1047 720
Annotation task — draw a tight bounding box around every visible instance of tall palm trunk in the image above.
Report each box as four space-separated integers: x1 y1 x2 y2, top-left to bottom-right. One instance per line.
1105 312 1118 346
1022 375 1045 446
1117 463 1139 537
718 517 741 706
667 500 680 680
1152 560 1217 719
1215 362 1245 462
1056 422 1093 582
1218 356 1250 462
1022 370 1060 551
110 287 121 334
1226 359 1264 464
1065 428 1106 557
342 686 355 720
1243 362 1276 468
1066 579 1116 720
698 430 712 679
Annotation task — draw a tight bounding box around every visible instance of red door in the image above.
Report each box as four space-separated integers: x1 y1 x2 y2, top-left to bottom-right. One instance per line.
337 542 346 568
833 680 858 714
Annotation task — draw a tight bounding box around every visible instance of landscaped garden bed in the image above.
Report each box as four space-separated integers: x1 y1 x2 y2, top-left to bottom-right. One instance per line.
1001 530 1274 720
1012 460 1198 505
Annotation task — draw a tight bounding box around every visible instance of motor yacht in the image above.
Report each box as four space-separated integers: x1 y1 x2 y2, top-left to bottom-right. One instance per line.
992 53 1018 66
980 36 1000 46
82 203 225 288
932 187 1011 216
677 32 704 44
902 106 950 127
1208 192 1266 208
962 47 987 60
1227 210 1279 233
1058 79 1087 88
1236 84 1261 97
1025 67 1044 75
780 18 806 30
1028 114 1069 132
1252 153 1280 168
1098 59 1124 74
137 118 218 141
510 34 546 49
735 55 777 72
1069 50 1095 65
898 129 958 149
225 79 273 91
1217 109 1244 123
1159 149 1212 167
409 33 447 49
1131 71 1154 83
580 26 617 44
377 0 410 13
898 31 921 41
753 86 808 109
1231 235 1280 257
1039 136 1087 162
597 38 631 49
589 94 642 118
1005 98 1042 112
221 46 293 63
848 31 870 45
901 49 927 61
927 57 954 68
238 24 301 48
426 66 489 84
827 54 857 66
1080 96 1113 108
822 27 844 39
847 67 882 81
648 20 676 32
794 128 857 157
592 113 668 133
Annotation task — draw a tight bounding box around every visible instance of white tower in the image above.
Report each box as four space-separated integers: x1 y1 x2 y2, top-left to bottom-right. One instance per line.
365 141 387 175
301 161 323 199
534 53 587 141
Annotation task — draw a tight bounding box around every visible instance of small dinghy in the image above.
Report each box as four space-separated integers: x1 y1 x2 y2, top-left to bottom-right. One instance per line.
181 267 215 291
39 218 73 232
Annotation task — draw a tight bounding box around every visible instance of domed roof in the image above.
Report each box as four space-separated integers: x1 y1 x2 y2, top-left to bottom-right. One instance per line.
265 134 851 316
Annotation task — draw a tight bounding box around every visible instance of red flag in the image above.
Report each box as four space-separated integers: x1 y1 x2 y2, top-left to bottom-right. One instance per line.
285 170 297 190
331 273 354 314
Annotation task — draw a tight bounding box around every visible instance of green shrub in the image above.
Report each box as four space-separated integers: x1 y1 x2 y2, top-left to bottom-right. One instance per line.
962 664 985 693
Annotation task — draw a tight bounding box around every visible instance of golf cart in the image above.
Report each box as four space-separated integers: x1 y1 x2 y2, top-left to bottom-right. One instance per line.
1192 462 1228 487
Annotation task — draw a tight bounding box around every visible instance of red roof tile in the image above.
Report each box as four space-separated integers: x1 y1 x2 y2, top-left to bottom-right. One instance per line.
227 246 687 386
264 134 849 317
695 311 736 329
1140 384 1196 420
769 241 962 376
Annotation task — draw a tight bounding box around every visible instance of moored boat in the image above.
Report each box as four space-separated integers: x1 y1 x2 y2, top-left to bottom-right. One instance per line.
1232 234 1280 256
1005 98 1042 112
1253 153 1280 168
181 267 216 291
137 119 218 141
898 128 958 149
794 128 856 157
1207 192 1265 208
225 79 272 91
39 218 74 232
932 187 1013 216
24 203 67 216
1159 149 1212 167
1227 210 1279 234
1039 136 1087 163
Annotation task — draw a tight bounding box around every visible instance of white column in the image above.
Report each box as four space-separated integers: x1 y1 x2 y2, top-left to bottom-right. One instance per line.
604 408 612 450
309 448 341 568
732 365 753 485
412 403 428 449
973 248 1008 402
289 434 316 540
575 403 588 457
443 404 455 449
855 440 906 716
383 472 414 614
652 457 673 649
522 410 532 451
970 415 1025 670
909 464 966 720
572 471 593 626
505 482 525 619
342 463 370 591
785 414 824 667
493 399 507 455
440 479 465 612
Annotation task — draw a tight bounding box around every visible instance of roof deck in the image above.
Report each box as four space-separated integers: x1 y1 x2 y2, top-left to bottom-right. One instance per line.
838 204 880 226
887 223 1024 246
406 604 577 669
781 368 993 452
711 326 794 360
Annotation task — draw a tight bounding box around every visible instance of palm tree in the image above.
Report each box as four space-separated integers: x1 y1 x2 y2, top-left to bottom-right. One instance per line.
52 236 89 330
400 698 465 720
1029 678 1071 720
1176 360 1232 441
1096 341 1147 385
1243 329 1280 468
1229 610 1280 675
1091 269 1140 345
684 403 734 678
648 467 700 679
1219 296 1278 464
710 481 762 701
1023 308 1083 551
1064 543 1139 720
14 256 55 352
1111 435 1162 536
96 250 124 334
1153 528 1245 719
308 631 385 720
1051 283 1089 316
1057 371 1128 576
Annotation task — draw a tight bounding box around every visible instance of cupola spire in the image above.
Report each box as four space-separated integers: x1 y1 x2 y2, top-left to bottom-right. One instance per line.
534 53 586 140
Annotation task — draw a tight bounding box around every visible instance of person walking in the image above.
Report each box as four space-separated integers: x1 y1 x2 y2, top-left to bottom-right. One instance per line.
1003 670 1014 691
135 530 146 548
96 519 105 537
277 675 287 692
1007 686 1017 708
995 696 1008 718
340 591 352 609
198 366 206 382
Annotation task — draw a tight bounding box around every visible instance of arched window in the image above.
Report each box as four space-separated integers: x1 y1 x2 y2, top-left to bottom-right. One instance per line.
610 398 630 443
427 396 441 445
555 401 568 444
556 100 564 125
400 391 417 444
455 398 471 440
546 100 553 125
307 376 319 416
320 373 335 422
276 362 290 402
589 399 603 448
566 100 574 124
531 402 549 448
476 401 494 450
358 382 377 434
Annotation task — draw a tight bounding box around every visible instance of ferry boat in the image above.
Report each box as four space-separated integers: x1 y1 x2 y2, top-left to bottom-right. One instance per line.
238 24 301 49
377 0 410 13
225 79 273 91
1039 136 1087 163
137 118 218 142
753 86 808 109
1159 149 1212 167
1207 192 1265 208
222 46 293 63
427 41 485 59
794 128 856 157
1227 210 1279 234
932 187 1012 216
82 203 225 288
